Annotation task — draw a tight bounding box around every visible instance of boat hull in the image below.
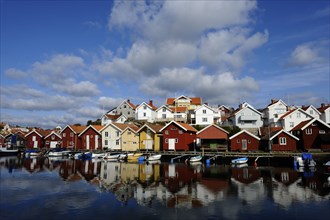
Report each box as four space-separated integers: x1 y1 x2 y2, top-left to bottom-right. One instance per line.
231 157 248 164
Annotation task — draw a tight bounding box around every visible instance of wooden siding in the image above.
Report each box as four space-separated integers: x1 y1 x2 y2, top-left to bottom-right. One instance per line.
162 123 196 151
61 127 82 150
122 129 139 151
230 132 259 152
25 132 43 149
80 128 102 151
271 132 297 151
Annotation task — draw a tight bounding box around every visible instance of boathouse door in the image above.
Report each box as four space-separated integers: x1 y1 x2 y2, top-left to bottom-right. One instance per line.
95 135 99 150
242 139 247 151
86 135 90 150
168 138 176 150
32 136 38 148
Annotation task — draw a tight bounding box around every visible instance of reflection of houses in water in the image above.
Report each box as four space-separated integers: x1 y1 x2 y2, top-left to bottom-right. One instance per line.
230 167 265 205
22 157 46 173
197 165 230 203
271 168 330 209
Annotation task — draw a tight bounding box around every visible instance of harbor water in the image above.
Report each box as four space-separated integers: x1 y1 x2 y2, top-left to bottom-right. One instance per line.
1 156 329 220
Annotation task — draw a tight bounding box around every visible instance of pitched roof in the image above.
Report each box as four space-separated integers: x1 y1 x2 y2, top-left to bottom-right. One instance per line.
137 123 164 133
159 120 197 132
122 124 140 133
78 125 104 136
291 118 330 131
169 106 187 113
196 124 229 135
265 129 299 141
70 125 87 134
229 129 261 140
317 104 330 113
166 96 202 105
105 114 121 120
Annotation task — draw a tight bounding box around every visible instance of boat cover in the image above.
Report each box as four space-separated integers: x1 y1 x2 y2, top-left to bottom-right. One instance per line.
302 153 313 160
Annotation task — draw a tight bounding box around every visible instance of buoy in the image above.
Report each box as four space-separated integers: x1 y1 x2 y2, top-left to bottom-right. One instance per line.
254 161 257 167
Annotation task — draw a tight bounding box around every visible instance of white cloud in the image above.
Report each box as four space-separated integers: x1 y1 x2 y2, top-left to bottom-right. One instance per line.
140 68 259 106
5 68 28 79
98 96 123 110
199 28 268 72
109 0 257 41
285 41 329 67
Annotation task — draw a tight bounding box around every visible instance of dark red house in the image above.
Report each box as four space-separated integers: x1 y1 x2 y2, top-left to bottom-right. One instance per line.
229 130 260 152
0 134 5 147
291 118 330 151
160 121 197 151
78 125 104 151
44 131 62 149
261 129 299 151
61 125 86 150
196 124 229 151
25 129 49 149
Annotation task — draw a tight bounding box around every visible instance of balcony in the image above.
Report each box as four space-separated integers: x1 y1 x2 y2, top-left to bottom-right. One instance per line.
240 115 259 121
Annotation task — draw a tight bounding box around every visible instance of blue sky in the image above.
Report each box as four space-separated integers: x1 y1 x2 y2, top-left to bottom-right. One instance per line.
1 0 329 128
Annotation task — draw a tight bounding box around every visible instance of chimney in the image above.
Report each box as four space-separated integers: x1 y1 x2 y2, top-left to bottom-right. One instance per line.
321 103 325 108
149 100 153 106
127 99 130 103
271 99 277 104
204 102 208 106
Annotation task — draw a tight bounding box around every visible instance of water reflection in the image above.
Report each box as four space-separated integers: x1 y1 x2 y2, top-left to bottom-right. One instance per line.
1 156 329 211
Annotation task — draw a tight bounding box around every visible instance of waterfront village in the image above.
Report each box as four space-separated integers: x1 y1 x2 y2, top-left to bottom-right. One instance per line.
1 95 330 155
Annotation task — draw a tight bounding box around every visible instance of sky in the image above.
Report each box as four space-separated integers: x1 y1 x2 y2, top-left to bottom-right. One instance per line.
1 0 329 128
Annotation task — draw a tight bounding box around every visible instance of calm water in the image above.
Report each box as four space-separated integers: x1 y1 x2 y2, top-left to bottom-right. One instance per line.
0 156 329 220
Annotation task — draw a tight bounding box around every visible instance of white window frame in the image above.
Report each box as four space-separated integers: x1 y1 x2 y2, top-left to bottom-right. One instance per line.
279 137 287 145
306 128 312 135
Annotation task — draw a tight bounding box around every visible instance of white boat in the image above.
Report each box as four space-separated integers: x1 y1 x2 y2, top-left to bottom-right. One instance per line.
48 150 71 157
0 148 19 156
324 161 330 166
146 154 162 161
231 157 248 165
103 153 120 161
92 152 106 158
294 153 317 167
127 153 144 161
189 155 203 163
118 153 133 160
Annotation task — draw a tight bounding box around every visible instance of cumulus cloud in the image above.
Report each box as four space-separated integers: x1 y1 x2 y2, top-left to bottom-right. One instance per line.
109 0 257 41
140 68 259 106
98 96 123 110
199 28 268 72
285 41 328 67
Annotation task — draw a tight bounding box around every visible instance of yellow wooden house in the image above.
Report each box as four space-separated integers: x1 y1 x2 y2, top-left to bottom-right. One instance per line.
137 123 164 152
121 125 140 152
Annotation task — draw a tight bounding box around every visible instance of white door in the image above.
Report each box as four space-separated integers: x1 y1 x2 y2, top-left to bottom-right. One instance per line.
146 140 153 150
32 136 38 148
86 135 90 150
242 139 247 151
50 141 57 148
168 138 176 150
95 135 99 150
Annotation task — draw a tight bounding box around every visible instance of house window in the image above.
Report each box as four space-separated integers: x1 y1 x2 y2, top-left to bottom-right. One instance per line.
46 141 49 144
319 130 325 134
310 110 313 115
171 127 177 130
116 140 119 145
165 138 168 143
143 112 146 117
105 140 108 145
70 132 74 137
175 138 178 143
162 114 166 119
116 131 120 137
133 142 137 144
51 135 55 140
178 130 183 134
202 118 207 122
128 112 130 115
123 141 126 144
306 129 312 135
128 131 131 135
290 122 294 127
165 130 169 135
70 141 73 145
279 137 286 145
105 132 109 137
312 123 317 126
163 108 166 112
237 139 240 143
203 109 206 114
297 113 301 118
248 140 251 143
63 133 66 137
144 106 147 110
124 105 126 108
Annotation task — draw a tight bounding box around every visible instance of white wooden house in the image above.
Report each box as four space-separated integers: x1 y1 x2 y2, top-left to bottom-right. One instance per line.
230 103 263 129
194 104 217 125
318 103 330 124
155 105 174 122
262 99 288 127
279 108 313 131
135 100 157 122
302 105 321 120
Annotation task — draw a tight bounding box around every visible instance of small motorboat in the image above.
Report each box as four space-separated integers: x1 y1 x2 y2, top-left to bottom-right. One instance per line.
48 149 71 157
294 153 316 168
231 157 248 165
324 161 330 166
146 154 162 161
103 153 120 161
189 155 203 163
92 152 106 158
0 147 19 156
127 153 144 161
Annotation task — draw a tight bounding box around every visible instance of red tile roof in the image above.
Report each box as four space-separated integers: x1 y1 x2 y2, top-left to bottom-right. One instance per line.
318 104 330 113
291 120 312 131
169 107 187 113
166 97 202 105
